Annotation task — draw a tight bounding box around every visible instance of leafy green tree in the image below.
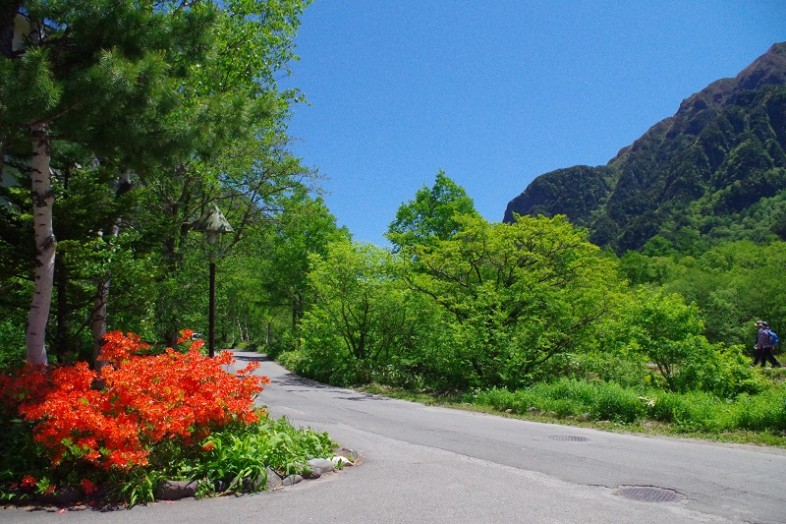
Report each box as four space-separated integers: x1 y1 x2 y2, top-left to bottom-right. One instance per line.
407 214 627 388
627 290 705 390
258 187 349 337
387 170 478 251
1 1 310 362
297 240 406 384
1 2 216 363
134 0 310 348
627 288 757 396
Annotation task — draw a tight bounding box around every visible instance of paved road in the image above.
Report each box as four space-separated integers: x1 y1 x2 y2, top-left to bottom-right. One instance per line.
4 352 786 523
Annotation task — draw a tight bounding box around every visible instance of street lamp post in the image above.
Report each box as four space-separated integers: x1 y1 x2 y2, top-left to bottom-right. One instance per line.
191 203 233 357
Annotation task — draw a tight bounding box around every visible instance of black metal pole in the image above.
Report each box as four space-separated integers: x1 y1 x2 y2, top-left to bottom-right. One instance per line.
209 260 216 358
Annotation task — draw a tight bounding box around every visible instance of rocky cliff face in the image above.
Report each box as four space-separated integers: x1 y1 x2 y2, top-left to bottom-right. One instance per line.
504 43 786 253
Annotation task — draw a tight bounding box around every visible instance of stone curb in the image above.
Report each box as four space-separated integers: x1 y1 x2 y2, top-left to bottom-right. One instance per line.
156 449 360 500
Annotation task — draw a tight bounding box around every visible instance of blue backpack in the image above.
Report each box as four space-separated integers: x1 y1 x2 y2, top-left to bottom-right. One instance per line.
768 329 779 346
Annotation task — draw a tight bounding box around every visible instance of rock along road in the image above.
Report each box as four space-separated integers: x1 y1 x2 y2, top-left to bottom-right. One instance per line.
4 351 786 524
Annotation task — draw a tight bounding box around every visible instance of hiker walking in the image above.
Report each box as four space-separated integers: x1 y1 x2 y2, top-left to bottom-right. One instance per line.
754 321 782 368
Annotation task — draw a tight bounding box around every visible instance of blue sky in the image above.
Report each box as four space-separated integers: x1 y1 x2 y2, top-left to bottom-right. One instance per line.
282 0 786 246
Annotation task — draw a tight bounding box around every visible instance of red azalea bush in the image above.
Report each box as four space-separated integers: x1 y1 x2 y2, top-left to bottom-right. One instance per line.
0 330 268 472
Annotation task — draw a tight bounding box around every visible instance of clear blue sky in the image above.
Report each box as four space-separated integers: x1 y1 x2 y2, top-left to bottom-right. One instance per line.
282 0 786 246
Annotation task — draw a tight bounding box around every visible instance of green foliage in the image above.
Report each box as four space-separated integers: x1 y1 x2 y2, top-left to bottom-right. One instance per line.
296 240 412 385
475 380 645 423
277 348 308 375
289 211 642 392
645 391 735 432
0 319 25 372
255 187 349 339
407 214 627 388
472 377 785 434
627 290 704 389
588 382 646 423
183 416 335 495
734 388 786 432
387 170 479 251
116 468 169 508
566 350 647 388
622 240 786 353
625 289 760 396
673 343 762 398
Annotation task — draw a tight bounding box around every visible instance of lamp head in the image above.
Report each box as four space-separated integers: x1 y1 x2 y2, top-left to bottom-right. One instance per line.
191 203 234 235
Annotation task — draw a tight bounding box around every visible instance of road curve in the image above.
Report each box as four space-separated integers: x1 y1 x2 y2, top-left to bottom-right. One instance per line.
4 352 785 524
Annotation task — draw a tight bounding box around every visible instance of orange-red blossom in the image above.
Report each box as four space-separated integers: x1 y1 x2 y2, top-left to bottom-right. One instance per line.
0 330 269 471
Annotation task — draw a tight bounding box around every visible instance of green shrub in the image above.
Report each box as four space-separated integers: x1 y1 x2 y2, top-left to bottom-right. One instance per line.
543 379 597 407
733 389 786 432
570 351 647 388
266 333 299 360
473 368 786 441
0 319 24 373
277 349 307 374
672 342 762 398
472 377 785 436
539 398 584 418
644 391 684 423
588 382 646 423
646 391 733 432
479 380 644 422
184 416 335 492
475 388 536 414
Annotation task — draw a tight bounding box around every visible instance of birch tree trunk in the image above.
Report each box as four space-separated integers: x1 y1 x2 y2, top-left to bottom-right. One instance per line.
26 121 55 366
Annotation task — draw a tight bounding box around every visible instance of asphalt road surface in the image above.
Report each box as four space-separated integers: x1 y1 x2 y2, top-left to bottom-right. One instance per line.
4 351 786 523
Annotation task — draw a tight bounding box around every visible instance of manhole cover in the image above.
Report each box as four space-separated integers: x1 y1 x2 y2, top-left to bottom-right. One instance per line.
548 435 589 442
616 486 680 503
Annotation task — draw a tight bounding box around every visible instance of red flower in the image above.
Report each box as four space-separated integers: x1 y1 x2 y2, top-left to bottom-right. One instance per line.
80 478 97 495
20 475 36 489
0 330 269 472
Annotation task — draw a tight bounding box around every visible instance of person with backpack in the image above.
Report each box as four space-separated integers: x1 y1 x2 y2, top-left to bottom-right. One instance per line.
754 321 782 368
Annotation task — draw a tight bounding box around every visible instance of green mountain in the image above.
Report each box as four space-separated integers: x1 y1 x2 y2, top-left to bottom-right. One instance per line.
503 43 786 254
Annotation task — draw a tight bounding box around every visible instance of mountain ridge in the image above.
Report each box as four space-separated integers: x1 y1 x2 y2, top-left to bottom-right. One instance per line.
504 42 786 253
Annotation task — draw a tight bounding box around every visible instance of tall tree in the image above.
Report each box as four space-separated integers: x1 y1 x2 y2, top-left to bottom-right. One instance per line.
406 214 626 387
2 2 196 363
258 186 348 334
134 0 310 347
387 170 478 252
1 1 309 364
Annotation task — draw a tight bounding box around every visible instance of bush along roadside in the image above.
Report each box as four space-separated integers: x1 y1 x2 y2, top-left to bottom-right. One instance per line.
0 330 345 508
470 376 786 439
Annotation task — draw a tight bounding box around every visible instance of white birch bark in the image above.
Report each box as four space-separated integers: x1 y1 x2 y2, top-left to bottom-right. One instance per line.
25 121 55 366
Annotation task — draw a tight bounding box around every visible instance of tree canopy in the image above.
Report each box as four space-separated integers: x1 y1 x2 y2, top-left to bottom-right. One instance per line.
387 169 479 252
0 0 311 364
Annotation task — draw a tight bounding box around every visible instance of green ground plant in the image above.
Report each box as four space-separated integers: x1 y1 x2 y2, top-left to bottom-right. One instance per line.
183 416 335 495
470 373 786 438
